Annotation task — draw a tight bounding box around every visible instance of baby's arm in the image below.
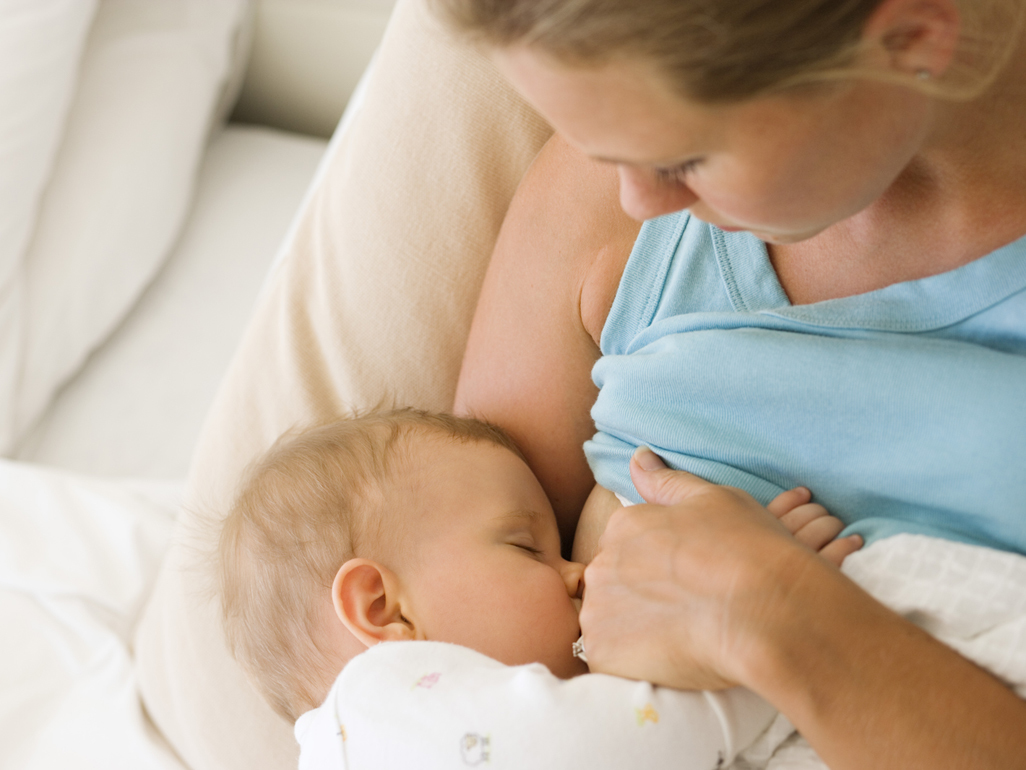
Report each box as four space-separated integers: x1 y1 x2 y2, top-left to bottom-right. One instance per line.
298 641 777 770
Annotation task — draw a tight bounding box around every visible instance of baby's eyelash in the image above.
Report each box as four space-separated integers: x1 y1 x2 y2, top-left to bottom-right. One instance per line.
654 159 702 186
515 543 543 556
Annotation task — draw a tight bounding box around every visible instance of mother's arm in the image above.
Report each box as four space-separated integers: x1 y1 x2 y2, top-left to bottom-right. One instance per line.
582 453 1026 770
454 133 640 545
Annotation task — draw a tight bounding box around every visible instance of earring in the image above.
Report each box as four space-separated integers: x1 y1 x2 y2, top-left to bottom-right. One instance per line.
916 69 932 81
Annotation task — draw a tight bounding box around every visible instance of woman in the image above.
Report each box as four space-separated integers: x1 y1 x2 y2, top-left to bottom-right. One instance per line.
444 0 1026 767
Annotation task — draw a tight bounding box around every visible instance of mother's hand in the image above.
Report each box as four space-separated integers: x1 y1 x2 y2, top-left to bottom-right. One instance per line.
579 447 833 690
580 449 1026 770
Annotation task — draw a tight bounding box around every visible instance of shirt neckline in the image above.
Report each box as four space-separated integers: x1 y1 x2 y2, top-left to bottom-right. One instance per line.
712 226 1026 332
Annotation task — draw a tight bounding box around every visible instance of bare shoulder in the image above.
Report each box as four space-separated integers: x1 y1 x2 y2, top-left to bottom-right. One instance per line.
525 135 640 343
455 134 639 537
479 133 639 327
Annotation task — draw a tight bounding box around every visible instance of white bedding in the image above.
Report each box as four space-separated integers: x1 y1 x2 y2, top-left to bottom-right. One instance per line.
2 0 250 455
0 461 182 770
16 125 327 479
1 125 327 770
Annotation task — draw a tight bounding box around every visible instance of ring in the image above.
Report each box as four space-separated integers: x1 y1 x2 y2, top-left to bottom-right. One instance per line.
572 636 588 663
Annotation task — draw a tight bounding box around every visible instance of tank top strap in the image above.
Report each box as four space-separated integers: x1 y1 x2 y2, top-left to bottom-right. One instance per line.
601 213 789 356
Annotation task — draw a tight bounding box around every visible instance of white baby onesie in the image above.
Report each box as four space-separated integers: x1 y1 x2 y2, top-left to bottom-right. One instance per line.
296 640 778 770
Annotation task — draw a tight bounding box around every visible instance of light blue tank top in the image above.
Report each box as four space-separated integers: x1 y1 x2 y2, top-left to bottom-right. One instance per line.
584 212 1026 554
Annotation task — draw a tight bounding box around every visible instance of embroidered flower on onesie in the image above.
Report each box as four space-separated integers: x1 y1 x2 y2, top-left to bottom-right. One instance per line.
413 672 441 689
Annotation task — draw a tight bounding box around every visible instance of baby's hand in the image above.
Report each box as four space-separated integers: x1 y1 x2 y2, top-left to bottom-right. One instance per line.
766 487 862 567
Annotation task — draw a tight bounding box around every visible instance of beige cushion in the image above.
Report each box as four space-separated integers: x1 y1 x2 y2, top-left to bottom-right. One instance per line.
132 1 552 768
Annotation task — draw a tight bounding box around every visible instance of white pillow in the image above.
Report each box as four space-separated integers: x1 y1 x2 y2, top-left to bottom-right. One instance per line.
3 0 250 454
0 0 98 446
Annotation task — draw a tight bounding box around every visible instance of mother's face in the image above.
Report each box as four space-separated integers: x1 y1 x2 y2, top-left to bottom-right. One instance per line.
494 47 933 244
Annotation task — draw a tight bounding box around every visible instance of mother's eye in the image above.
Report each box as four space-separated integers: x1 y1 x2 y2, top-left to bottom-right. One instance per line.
653 158 702 187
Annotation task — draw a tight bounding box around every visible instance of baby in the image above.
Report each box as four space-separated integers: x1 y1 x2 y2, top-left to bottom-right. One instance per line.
218 408 854 769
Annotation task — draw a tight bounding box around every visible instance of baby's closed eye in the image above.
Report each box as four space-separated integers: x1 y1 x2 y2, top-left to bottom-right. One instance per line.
511 541 543 556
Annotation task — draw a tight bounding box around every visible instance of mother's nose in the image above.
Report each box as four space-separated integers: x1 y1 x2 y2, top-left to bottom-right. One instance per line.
617 164 698 220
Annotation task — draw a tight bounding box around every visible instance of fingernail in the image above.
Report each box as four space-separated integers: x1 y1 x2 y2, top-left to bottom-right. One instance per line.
633 446 666 471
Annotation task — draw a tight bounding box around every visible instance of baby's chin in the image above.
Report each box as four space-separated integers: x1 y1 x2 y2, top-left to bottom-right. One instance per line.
547 636 589 679
552 653 590 679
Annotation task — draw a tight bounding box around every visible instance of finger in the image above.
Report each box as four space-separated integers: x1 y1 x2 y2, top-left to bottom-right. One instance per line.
632 446 668 471
817 534 863 567
778 502 830 534
792 515 844 552
766 487 811 517
628 447 710 506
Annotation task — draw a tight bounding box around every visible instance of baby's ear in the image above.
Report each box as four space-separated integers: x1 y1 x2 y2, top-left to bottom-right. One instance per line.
331 559 415 648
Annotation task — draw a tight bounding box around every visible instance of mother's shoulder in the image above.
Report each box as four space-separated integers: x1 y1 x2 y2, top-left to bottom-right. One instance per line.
523 136 642 344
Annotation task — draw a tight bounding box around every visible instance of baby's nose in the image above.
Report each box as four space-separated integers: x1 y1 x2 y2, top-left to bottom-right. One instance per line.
561 560 585 600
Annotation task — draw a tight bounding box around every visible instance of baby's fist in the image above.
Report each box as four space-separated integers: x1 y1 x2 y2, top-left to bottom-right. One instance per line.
767 487 862 567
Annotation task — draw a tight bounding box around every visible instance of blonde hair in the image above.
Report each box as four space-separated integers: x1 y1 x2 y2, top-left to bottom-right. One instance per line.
218 408 521 721
433 0 1024 101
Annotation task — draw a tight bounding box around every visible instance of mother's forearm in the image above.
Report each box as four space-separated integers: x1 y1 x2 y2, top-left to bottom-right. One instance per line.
747 562 1026 770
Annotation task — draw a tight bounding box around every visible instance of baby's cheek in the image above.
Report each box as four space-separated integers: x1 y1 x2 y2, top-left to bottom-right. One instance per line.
537 601 587 678
544 628 589 678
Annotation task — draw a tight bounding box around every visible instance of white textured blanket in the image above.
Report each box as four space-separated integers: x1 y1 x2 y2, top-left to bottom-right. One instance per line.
738 534 1026 769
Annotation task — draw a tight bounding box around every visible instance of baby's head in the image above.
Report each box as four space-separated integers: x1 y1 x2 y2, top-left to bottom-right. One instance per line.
219 408 586 721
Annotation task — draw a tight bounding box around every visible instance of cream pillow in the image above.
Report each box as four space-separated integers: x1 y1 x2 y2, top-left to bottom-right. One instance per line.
6 0 250 453
0 0 94 278
133 1 552 768
0 0 97 447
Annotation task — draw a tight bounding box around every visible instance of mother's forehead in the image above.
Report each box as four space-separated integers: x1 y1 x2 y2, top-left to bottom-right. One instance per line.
490 45 815 166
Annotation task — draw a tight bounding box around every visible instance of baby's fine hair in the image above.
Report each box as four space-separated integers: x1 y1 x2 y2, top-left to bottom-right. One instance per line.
218 407 521 721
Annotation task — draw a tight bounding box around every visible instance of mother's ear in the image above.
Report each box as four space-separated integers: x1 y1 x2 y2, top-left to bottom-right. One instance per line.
864 0 961 78
331 559 416 648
